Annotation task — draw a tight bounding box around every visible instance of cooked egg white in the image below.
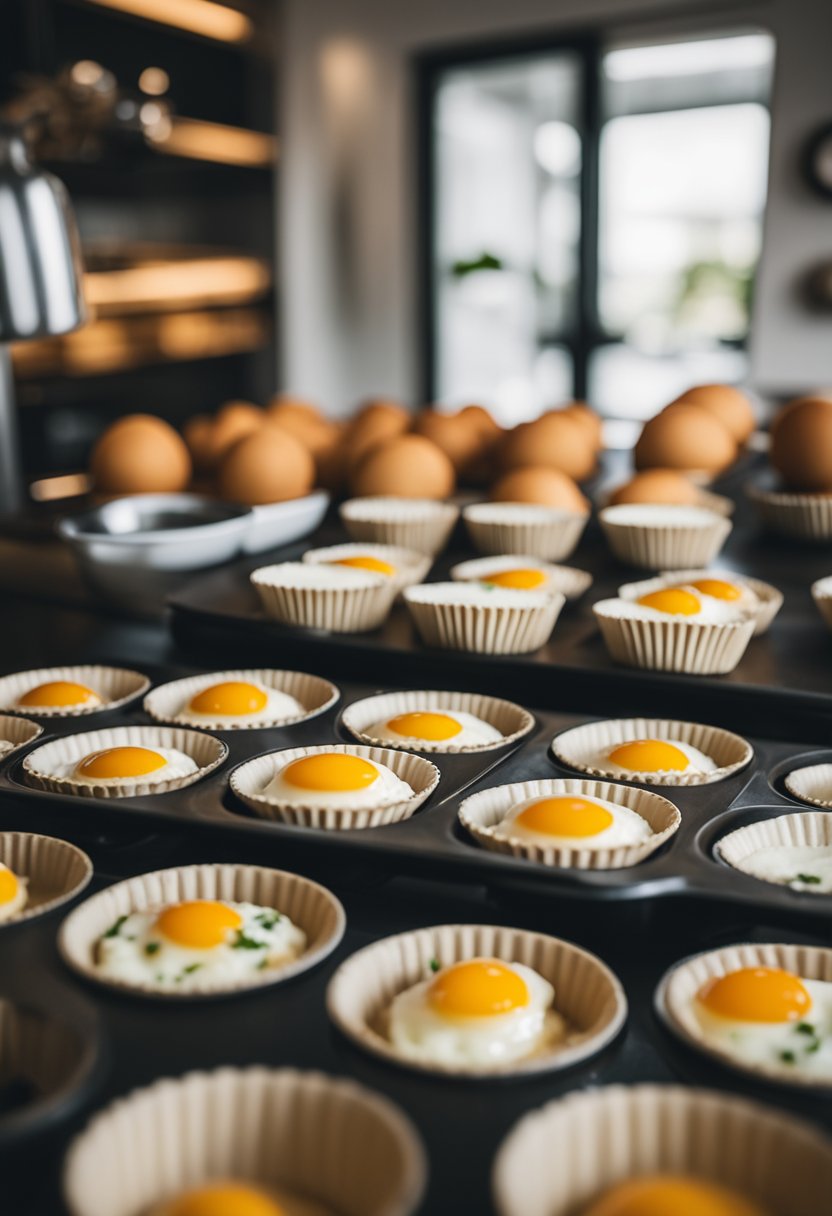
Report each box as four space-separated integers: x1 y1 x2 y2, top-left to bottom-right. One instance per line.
53 745 198 787
592 738 717 778
732 846 832 894
365 709 502 750
150 1179 333 1216
693 966 832 1079
0 862 27 922
16 680 103 712
173 679 305 728
670 575 760 615
263 751 414 809
388 956 565 1067
630 587 747 624
96 899 306 991
493 793 652 850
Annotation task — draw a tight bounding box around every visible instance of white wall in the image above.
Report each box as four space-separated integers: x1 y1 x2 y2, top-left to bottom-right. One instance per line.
279 0 832 413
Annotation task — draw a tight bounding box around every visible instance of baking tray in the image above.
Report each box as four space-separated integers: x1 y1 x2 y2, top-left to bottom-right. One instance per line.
1 664 831 928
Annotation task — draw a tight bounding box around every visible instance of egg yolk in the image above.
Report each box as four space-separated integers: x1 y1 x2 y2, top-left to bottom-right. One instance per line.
332 555 396 576
608 739 690 772
428 958 529 1018
483 568 548 590
155 900 243 949
698 966 812 1023
688 578 742 601
162 1181 286 1216
76 746 167 779
188 681 268 716
19 680 98 708
386 711 462 741
282 753 379 791
637 589 701 616
581 1174 769 1216
0 865 19 905
514 796 614 838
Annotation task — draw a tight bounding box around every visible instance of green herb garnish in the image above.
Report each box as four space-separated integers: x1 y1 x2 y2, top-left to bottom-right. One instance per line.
429 958 441 973
257 958 269 970
103 915 128 939
144 941 161 956
795 874 822 885
255 911 281 929
796 1022 816 1035
779 1050 797 1064
233 931 266 950
176 963 203 981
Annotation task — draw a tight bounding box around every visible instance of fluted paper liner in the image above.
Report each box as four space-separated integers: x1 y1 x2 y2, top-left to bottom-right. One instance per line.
747 483 832 541
0 665 150 718
551 718 752 786
0 832 92 925
302 543 432 597
341 689 534 753
58 863 346 999
230 743 440 829
492 1083 832 1216
462 502 588 561
658 942 832 1088
785 763 832 808
22 725 227 799
404 582 564 655
144 669 339 730
619 569 782 636
459 778 680 869
0 714 42 762
0 999 91 1132
251 563 397 633
593 598 755 675
63 1066 427 1216
450 555 592 601
326 923 626 1079
599 484 734 517
812 576 832 630
598 504 732 569
716 810 832 892
340 497 459 555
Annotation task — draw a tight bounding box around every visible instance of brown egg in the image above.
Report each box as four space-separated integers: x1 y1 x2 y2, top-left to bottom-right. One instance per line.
218 424 315 505
351 434 455 499
90 414 192 494
209 401 265 467
344 400 411 472
770 396 832 491
490 466 589 513
182 414 215 475
459 404 502 440
500 413 596 481
412 410 484 474
313 422 349 493
635 405 736 475
560 402 604 451
671 384 756 445
609 468 701 507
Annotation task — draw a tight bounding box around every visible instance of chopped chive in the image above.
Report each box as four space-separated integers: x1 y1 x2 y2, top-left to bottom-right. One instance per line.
795 874 822 885
255 911 280 929
144 941 161 956
780 1050 797 1064
233 931 266 950
429 958 441 973
805 1039 822 1055
796 1023 816 1036
257 958 269 970
103 915 128 939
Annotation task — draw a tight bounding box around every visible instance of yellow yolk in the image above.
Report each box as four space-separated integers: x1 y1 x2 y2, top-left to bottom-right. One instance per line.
386 711 462 741
332 555 396 576
19 680 98 708
0 865 19 905
155 900 243 949
188 681 268 716
608 740 690 773
515 796 614 838
581 1174 769 1216
162 1181 286 1216
483 568 548 590
688 578 742 601
76 746 167 779
428 958 529 1018
698 967 812 1023
637 588 701 616
282 753 379 792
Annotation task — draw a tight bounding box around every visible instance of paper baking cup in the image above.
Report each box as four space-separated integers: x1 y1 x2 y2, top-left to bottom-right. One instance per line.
230 743 440 830
22 725 227 799
0 833 92 926
0 665 150 718
618 569 783 636
657 942 832 1089
716 811 832 891
58 863 346 999
340 496 459 555
811 576 832 630
326 923 626 1079
459 778 680 870
551 718 752 786
784 763 832 808
492 1083 832 1216
404 582 564 655
747 483 832 541
0 714 42 762
143 669 339 730
341 689 535 753
593 599 755 675
598 504 732 569
600 485 734 516
462 502 588 561
302 543 432 597
450 555 592 601
251 563 397 633
63 1066 427 1216
0 998 94 1139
